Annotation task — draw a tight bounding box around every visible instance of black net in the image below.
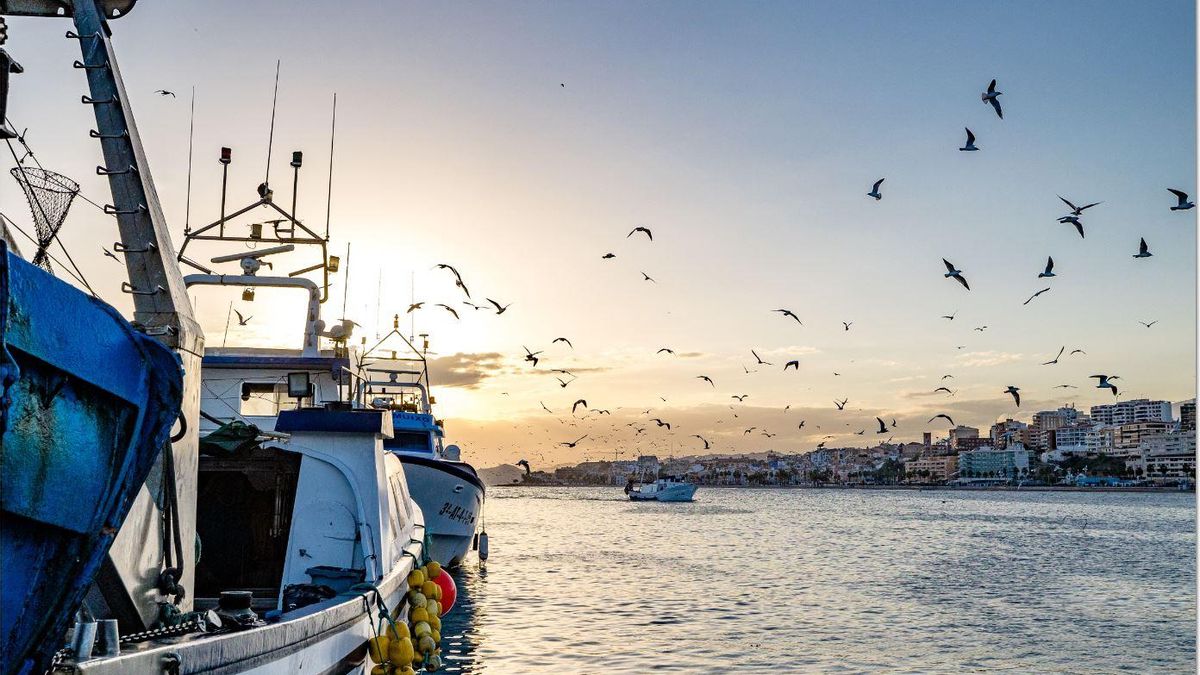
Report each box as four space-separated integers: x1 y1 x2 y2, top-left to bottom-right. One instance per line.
9 166 79 272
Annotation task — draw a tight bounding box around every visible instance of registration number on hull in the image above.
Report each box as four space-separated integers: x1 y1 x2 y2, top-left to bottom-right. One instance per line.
438 501 477 526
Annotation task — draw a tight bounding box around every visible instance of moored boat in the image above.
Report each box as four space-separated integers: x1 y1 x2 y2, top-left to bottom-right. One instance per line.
625 476 698 502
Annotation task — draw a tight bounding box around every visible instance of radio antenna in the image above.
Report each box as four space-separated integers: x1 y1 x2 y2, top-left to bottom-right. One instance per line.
341 242 350 320
183 86 196 235
325 93 337 241
264 59 280 187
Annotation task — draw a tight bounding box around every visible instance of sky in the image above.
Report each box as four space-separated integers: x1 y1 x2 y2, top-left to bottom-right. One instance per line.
3 1 1196 469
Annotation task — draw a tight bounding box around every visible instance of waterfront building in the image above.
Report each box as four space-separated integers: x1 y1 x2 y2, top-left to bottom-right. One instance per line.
1049 423 1102 456
922 432 932 450
1114 421 1175 457
956 436 992 452
957 444 1030 479
1181 400 1196 433
990 418 1029 449
1089 399 1172 426
1127 431 1197 481
1031 406 1082 449
904 455 959 483
948 425 979 448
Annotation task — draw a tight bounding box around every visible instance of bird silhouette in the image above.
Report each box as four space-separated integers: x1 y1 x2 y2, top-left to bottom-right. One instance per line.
571 399 588 414
602 253 615 259
928 414 955 426
773 308 802 324
867 178 884 200
696 375 715 387
982 78 1003 118
943 259 970 289
487 298 511 314
1023 288 1051 306
875 417 888 433
1038 257 1056 278
628 226 653 240
692 435 710 450
560 435 588 448
553 337 574 348
1133 238 1152 258
784 360 799 371
751 349 772 366
641 272 655 283
154 89 176 97
1139 320 1158 328
406 302 424 313
234 310 252 326
1168 189 1194 211
1058 195 1101 216
1042 346 1065 365
436 303 460 319
834 398 848 411
1004 386 1021 406
1057 215 1085 238
657 347 674 355
959 127 978 152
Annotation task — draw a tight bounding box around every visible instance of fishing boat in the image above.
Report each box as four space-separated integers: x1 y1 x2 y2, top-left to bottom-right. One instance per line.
2 3 433 673
357 327 486 568
625 476 698 502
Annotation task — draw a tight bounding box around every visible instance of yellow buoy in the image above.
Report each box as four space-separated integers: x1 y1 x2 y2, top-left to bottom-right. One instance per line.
388 635 415 665
429 614 440 631
418 634 437 655
410 606 429 624
407 590 427 608
426 561 442 579
387 621 411 640
428 600 441 617
407 569 425 588
370 664 390 675
367 635 390 664
431 629 441 643
421 581 438 598
431 585 443 601
413 621 432 638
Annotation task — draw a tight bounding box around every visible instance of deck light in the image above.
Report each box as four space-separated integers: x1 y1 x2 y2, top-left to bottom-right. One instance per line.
287 372 312 399
219 146 231 165
249 222 262 239
326 255 340 272
242 287 255 302
290 151 303 168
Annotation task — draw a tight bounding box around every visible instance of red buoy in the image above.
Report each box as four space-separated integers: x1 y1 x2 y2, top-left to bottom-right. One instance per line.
432 570 457 615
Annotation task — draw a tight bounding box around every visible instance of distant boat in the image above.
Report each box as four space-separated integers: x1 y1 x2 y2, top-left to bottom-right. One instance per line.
625 476 697 502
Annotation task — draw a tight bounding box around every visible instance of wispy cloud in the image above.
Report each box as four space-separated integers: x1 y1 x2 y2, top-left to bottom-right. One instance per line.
955 350 1024 368
428 352 506 389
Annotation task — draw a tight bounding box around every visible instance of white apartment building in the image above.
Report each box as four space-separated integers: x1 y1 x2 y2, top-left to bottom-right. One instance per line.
1089 399 1172 426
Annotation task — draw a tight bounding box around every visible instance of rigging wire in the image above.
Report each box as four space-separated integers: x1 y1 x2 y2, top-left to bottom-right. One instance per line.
0 211 92 289
184 86 196 234
264 60 280 188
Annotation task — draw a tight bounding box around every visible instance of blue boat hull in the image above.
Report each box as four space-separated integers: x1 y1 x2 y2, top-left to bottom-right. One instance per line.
0 244 184 675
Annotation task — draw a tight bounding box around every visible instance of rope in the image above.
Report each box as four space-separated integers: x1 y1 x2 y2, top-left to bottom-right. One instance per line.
157 440 187 604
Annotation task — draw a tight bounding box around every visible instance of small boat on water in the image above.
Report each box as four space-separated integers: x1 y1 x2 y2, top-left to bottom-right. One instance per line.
625 476 698 502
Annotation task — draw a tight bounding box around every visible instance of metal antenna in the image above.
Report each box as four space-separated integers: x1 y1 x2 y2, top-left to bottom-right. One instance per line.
184 86 195 234
341 242 350 319
221 300 233 348
264 59 280 187
325 93 336 241
409 270 415 341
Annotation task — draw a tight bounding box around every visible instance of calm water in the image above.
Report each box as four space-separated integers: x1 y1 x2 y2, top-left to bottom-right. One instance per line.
439 487 1195 674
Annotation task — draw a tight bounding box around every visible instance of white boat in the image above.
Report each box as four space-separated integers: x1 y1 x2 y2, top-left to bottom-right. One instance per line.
625 476 698 502
357 348 485 568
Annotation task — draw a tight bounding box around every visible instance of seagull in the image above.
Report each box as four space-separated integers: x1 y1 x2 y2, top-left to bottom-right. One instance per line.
1038 257 1056 278
1054 384 1078 389
154 89 176 97
934 387 954 394
928 414 955 426
571 399 588 414
436 303 460 319
692 435 711 450
1168 189 1195 211
1042 346 1065 365
982 78 1003 119
1023 287 1051 306
234 310 252 326
102 247 122 263
486 298 511 314
842 321 853 331
943 259 970 290
1139 320 1158 328
627 226 653 240
867 178 884 200
555 377 572 388
941 311 957 320
651 418 671 430
875 417 888 434
523 346 543 367
1004 386 1021 407
696 375 715 387
773 308 802 324
1090 375 1119 396
435 263 471 297
602 253 615 259
941 374 954 379
959 127 978 152
834 398 848 411
552 337 574 348
1058 215 1085 238
1070 349 1086 355
406 302 424 313
1133 238 1152 258
540 401 554 414
784 360 799 371
463 301 486 311
657 347 674 355
751 349 772 366
974 325 988 332
731 394 748 402
641 272 655 283
1058 195 1102 216
797 420 806 429
560 435 588 448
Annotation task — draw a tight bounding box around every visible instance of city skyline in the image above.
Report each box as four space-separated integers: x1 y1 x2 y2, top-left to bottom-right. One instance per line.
3 1 1196 467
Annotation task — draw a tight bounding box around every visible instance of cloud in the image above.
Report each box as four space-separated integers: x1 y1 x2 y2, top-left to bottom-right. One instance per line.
955 350 1024 368
428 352 506 389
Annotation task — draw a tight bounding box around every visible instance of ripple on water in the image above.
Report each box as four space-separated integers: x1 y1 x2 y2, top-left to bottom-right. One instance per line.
439 487 1195 674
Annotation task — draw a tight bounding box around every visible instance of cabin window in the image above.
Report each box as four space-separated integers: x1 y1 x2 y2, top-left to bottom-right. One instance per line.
240 381 287 417
384 432 431 452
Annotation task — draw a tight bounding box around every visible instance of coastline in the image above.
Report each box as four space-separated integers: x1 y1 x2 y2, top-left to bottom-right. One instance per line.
491 482 1194 493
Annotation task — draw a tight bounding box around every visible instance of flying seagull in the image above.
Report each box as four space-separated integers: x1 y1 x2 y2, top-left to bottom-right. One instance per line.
602 253 615 259
1168 189 1195 211
571 399 588 414
1070 349 1086 355
435 263 471 298
696 375 715 387
406 302 424 313
982 78 1003 119
1057 215 1085 238
234 309 252 326
436 303 460 319
942 259 970 290
560 435 588 448
773 308 802 324
1058 195 1102 216
834 398 848 411
867 178 884 201
1042 346 1065 365
1133 238 1152 258
959 127 978 152
941 311 957 320
875 417 888 434
651 418 672 430
486 298 511 314
751 349 772 366
928 414 955 426
942 374 954 379
1038 257 1055 278
657 347 674 355
553 337 574 348
934 387 954 394
1091 374 1119 396
784 360 799 371
154 89 176 97
1023 287 1051 306
1004 386 1021 407
555 377 572 389
523 345 543 367
731 394 748 402
1139 320 1158 328
1054 384 1078 389
842 321 853 331
540 401 554 414
627 226 653 240
641 272 655 283
102 247 122 263
692 435 711 450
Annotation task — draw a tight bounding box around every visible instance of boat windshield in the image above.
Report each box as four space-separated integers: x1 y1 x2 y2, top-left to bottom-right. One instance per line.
384 431 434 454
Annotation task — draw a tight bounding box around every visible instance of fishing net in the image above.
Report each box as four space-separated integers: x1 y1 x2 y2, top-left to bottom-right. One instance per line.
9 166 79 272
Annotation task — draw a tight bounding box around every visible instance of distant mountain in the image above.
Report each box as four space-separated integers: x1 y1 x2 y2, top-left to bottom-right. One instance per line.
478 464 526 486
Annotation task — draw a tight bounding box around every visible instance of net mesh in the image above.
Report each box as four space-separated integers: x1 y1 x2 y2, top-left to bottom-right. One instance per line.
9 166 80 272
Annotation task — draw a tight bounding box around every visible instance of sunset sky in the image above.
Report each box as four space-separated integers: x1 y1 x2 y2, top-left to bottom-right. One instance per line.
3 1 1195 468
